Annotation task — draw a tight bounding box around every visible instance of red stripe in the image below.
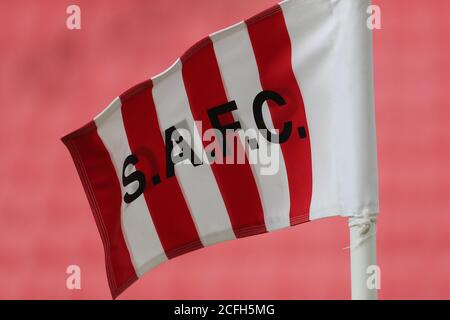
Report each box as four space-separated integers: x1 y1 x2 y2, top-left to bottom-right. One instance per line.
181 38 266 237
120 80 203 259
61 122 136 298
246 6 313 225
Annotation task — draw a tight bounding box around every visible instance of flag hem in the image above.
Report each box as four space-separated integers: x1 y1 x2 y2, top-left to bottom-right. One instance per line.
61 123 138 299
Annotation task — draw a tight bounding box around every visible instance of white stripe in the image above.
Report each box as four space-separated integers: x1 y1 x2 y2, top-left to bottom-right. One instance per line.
151 60 236 246
95 98 167 276
211 23 291 231
281 0 379 219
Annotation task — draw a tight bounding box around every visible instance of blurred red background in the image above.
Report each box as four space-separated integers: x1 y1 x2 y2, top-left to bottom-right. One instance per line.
0 0 449 299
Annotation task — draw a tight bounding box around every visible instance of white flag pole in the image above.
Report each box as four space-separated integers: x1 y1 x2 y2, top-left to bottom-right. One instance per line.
349 215 378 300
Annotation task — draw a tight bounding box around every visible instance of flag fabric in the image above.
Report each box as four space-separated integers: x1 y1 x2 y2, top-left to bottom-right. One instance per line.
62 0 378 298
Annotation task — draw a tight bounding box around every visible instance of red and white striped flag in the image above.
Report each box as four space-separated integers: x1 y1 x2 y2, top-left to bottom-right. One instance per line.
62 0 378 298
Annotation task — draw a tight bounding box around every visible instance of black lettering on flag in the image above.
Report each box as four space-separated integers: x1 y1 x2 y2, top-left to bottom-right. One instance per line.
207 101 241 156
165 123 202 179
253 90 292 144
122 154 146 204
